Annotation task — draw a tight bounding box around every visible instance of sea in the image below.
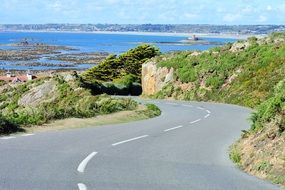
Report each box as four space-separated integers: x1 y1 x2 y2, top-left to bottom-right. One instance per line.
0 32 237 71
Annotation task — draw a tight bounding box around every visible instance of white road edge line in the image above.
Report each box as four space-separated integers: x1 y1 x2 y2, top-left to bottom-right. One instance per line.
78 183 87 190
112 135 149 146
204 114 210 118
21 134 35 137
164 125 183 132
77 152 97 173
197 107 204 110
206 110 211 114
190 119 201 124
0 137 16 140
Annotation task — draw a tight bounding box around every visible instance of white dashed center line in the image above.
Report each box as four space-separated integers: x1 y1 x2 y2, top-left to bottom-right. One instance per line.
164 125 183 132
204 114 210 118
112 135 149 146
77 152 97 173
78 183 87 190
190 119 201 124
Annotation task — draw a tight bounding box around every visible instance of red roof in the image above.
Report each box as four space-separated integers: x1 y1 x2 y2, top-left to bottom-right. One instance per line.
0 75 37 82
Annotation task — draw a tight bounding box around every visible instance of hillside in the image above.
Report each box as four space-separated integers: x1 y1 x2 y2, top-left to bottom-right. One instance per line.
142 32 285 186
0 73 160 135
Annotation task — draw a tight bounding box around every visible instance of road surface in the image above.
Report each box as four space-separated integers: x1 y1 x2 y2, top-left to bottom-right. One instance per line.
0 99 282 190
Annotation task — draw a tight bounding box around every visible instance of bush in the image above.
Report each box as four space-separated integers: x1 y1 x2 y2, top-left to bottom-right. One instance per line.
205 76 224 89
250 79 285 132
0 114 23 135
137 104 161 118
229 145 241 166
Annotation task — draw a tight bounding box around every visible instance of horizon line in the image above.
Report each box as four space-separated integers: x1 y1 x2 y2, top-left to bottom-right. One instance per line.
1 23 285 26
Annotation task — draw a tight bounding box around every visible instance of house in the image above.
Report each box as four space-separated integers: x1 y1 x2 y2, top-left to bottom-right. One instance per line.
0 71 37 83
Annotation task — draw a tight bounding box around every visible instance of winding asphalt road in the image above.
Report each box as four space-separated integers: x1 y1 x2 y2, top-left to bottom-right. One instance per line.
0 99 282 190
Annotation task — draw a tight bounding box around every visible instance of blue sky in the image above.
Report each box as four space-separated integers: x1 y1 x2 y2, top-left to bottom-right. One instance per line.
1 0 285 24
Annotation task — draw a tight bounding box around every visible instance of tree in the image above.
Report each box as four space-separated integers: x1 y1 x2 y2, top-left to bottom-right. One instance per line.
82 44 160 83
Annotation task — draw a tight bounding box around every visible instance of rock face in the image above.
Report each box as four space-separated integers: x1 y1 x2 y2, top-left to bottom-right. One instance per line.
18 80 57 107
230 41 250 52
142 60 174 95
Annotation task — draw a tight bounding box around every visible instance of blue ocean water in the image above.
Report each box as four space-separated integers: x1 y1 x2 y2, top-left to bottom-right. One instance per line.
0 32 237 70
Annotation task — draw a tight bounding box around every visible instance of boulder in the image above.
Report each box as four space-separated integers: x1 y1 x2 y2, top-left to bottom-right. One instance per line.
142 61 174 95
18 80 57 107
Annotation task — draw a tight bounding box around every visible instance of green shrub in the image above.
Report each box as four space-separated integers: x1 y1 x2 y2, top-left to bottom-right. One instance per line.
229 144 241 166
256 161 272 173
137 104 161 118
0 114 23 135
250 79 285 132
205 76 224 89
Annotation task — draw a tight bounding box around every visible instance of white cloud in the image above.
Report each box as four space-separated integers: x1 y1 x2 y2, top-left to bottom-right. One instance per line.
241 6 255 14
258 15 267 22
223 14 242 22
279 4 285 13
183 13 198 20
48 1 63 12
266 5 273 11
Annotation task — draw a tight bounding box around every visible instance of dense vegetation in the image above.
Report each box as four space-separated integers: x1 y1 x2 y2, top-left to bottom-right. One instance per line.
154 33 285 108
82 44 160 95
251 79 285 133
0 75 140 135
0 113 23 135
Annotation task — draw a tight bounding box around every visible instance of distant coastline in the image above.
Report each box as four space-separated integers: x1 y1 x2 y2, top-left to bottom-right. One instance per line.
0 30 262 39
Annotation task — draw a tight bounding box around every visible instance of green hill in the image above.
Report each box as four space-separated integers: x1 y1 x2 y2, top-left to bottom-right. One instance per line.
151 33 285 108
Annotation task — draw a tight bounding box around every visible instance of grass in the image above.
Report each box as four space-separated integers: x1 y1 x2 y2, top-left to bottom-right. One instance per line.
229 144 242 166
269 175 285 185
0 75 147 135
256 161 272 173
24 105 161 133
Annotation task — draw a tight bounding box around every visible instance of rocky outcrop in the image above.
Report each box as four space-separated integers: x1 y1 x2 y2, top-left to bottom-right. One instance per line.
18 80 57 107
230 41 250 52
142 60 174 96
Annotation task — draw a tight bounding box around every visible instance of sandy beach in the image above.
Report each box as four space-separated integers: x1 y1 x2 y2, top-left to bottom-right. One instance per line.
0 30 264 39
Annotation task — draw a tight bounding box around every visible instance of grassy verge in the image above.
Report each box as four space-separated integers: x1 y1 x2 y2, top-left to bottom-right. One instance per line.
23 104 161 133
230 124 285 188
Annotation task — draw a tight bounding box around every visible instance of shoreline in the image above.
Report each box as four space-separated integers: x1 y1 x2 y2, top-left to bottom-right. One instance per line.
0 30 263 39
